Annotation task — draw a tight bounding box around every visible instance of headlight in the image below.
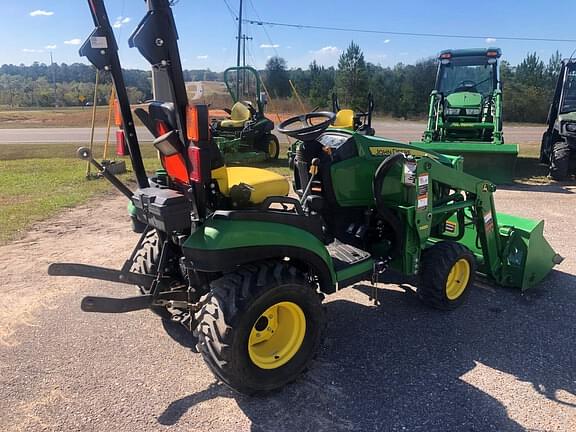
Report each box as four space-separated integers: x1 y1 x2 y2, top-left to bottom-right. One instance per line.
445 108 460 116
565 123 576 133
466 108 481 115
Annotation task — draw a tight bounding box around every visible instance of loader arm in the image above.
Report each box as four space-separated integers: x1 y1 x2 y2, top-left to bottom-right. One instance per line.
420 157 561 290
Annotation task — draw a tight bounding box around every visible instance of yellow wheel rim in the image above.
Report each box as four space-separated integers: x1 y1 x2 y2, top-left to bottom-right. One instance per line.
268 139 277 156
445 258 471 300
248 301 306 370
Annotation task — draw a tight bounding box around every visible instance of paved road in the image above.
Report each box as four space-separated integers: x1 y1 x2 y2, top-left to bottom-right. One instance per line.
0 127 154 144
0 121 546 145
0 183 575 431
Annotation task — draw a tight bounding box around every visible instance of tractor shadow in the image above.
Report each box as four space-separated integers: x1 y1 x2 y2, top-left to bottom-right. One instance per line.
507 157 575 193
158 268 576 431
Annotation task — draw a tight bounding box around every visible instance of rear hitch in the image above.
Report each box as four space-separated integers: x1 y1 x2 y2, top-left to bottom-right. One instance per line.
81 291 189 313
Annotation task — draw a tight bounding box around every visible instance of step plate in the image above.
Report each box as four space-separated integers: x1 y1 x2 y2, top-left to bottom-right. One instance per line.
327 241 372 271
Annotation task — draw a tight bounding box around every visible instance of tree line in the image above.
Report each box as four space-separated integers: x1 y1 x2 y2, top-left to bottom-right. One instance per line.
263 42 564 123
0 47 565 123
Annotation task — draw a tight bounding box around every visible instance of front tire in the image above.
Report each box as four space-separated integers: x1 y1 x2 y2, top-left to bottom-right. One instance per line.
266 134 280 160
195 261 325 395
549 140 570 180
418 241 476 310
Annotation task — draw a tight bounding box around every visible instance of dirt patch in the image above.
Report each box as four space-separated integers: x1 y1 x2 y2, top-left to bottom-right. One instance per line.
0 192 136 345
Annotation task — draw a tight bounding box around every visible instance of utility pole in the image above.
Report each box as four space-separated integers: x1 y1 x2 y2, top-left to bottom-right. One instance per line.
235 0 243 98
50 52 57 107
241 34 252 95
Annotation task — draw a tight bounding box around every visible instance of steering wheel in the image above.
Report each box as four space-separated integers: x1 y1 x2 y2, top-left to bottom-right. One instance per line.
277 112 336 141
454 80 478 92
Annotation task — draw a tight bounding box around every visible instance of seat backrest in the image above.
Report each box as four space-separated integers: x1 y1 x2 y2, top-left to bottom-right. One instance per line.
230 102 251 122
332 109 354 128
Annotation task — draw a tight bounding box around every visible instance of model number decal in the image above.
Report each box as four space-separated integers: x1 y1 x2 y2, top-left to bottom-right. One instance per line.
369 147 427 158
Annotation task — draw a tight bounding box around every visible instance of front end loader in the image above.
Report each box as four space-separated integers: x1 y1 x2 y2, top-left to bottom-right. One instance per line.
49 0 562 396
540 58 576 180
412 48 519 184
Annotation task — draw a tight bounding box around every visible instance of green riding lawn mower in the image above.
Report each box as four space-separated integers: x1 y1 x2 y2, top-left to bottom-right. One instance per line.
412 48 519 184
540 58 576 180
210 66 280 162
49 0 562 395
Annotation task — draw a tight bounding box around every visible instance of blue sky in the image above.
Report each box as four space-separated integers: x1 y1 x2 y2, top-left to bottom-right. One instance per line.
4 0 576 71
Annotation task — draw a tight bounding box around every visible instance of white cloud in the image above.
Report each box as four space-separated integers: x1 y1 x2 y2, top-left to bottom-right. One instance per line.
196 55 208 60
45 44 57 50
384 39 391 44
485 37 497 44
309 46 341 56
113 16 132 28
22 48 44 53
64 38 82 46
260 43 280 49
30 10 54 17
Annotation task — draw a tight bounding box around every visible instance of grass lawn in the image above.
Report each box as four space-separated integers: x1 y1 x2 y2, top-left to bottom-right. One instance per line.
0 142 292 245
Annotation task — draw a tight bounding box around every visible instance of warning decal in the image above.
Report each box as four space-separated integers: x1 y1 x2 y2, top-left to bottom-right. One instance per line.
90 36 108 49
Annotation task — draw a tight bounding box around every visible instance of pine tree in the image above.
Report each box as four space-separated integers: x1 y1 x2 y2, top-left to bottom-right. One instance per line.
336 41 368 107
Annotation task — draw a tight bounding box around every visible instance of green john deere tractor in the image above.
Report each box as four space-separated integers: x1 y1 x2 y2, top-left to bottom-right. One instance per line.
412 48 519 184
50 0 562 396
540 58 576 180
211 66 280 162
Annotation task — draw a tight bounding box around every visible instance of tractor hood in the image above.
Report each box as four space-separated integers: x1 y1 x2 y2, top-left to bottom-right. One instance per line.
446 92 482 108
558 112 576 123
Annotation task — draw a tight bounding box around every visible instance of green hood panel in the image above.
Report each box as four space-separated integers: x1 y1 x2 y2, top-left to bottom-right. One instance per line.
559 112 576 122
446 92 482 108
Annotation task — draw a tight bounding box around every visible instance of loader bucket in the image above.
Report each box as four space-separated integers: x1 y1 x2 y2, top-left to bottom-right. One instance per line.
496 213 562 290
452 212 561 290
410 141 519 184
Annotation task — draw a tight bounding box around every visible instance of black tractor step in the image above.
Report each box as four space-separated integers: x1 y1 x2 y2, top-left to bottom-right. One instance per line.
81 295 153 313
327 241 372 271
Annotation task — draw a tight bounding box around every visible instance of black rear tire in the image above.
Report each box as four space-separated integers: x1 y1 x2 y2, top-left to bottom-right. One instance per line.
418 241 476 311
130 229 171 318
195 261 325 395
549 140 570 180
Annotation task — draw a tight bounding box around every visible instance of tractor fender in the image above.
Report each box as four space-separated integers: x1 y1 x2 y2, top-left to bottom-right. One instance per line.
182 218 337 293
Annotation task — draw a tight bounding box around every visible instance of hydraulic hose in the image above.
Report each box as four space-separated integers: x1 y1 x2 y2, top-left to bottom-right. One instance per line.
372 153 406 260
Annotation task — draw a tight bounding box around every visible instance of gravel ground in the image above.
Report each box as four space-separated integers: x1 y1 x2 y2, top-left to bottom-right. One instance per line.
0 182 575 431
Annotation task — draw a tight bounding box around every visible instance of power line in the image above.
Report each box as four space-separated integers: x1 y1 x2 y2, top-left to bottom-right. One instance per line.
222 0 238 21
243 19 576 43
247 0 280 58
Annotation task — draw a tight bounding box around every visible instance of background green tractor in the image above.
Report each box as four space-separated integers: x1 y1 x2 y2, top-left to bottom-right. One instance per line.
412 48 519 184
540 58 576 180
211 66 280 162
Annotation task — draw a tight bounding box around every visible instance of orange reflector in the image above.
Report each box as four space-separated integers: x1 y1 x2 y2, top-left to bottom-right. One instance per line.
440 52 452 59
487 50 499 58
113 98 122 127
186 105 200 142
